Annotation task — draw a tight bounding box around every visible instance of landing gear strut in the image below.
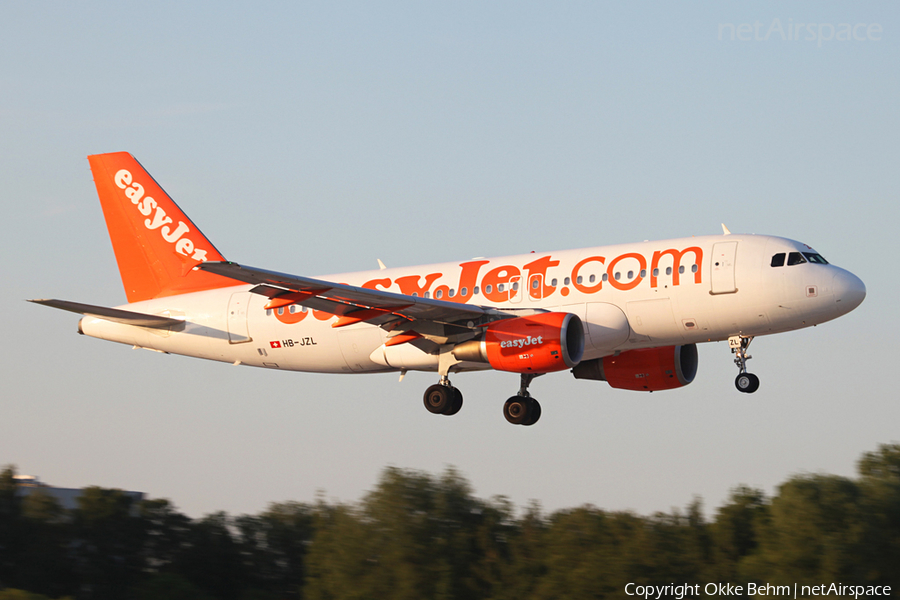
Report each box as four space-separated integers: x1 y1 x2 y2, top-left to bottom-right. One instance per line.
423 376 463 416
503 374 542 426
730 335 760 393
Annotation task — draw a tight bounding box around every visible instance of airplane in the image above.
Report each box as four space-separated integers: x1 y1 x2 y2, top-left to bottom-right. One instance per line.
31 152 867 426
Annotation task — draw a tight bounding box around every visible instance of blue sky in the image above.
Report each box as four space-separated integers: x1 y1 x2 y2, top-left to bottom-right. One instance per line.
2 2 898 518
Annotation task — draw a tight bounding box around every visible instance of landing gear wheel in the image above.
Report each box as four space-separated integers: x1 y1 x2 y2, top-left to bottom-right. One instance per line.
424 384 453 414
444 387 464 416
522 398 541 426
735 373 760 394
503 396 530 425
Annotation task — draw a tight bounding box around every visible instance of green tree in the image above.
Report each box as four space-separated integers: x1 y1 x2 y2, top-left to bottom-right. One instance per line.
304 500 376 600
72 487 147 599
710 486 767 578
0 466 24 590
139 498 195 577
177 512 245 600
17 490 74 598
235 501 314 599
740 475 866 584
855 443 900 586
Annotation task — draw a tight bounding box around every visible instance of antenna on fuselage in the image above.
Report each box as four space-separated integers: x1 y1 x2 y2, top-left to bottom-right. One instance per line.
721 224 732 235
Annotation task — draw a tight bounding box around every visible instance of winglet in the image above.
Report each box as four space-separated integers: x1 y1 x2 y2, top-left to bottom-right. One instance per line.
721 223 732 235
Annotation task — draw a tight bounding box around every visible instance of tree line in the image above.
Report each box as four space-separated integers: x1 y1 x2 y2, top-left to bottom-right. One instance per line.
1 443 898 600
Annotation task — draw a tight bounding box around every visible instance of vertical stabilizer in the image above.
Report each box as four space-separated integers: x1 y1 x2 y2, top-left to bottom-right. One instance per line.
88 152 235 303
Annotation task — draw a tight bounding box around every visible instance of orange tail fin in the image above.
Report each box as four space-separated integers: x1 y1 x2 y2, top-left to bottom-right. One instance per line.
88 152 235 303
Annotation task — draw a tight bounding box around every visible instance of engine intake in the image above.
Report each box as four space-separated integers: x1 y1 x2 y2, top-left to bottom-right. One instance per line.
453 312 584 373
572 344 698 391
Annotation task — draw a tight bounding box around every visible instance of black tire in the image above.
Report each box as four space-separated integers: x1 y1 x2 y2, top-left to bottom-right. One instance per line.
735 373 760 394
503 396 530 425
522 398 541 426
424 384 452 414
444 387 463 416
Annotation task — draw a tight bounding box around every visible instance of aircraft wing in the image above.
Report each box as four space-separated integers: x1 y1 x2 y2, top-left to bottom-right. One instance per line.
197 262 492 333
28 299 184 329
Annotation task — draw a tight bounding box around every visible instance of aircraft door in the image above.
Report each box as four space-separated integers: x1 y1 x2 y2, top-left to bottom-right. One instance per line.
227 292 253 344
711 242 738 295
508 276 523 304
529 274 543 302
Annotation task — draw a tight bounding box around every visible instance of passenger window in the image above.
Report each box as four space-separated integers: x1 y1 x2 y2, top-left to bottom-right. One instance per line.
550 279 557 287
589 274 596 283
640 269 646 278
277 307 284 316
787 252 807 266
653 268 659 277
564 277 571 286
691 264 698 273
666 267 672 276
602 273 608 282
532 279 539 289
498 284 505 292
627 270 634 279
449 289 455 297
771 253 785 267
511 282 518 291
576 276 583 284
424 291 431 299
614 272 621 280
460 287 468 296
435 290 443 299
289 305 297 313
266 309 272 316
485 285 492 294
473 286 480 295
678 266 685 274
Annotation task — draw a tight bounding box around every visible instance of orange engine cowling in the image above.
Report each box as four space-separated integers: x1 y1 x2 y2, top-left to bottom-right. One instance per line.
452 312 584 374
572 344 698 391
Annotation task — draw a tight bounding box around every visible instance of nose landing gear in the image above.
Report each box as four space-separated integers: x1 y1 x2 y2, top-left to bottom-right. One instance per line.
730 335 760 393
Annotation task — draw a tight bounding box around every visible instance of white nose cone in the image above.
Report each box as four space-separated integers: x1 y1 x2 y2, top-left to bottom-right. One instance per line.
832 269 866 314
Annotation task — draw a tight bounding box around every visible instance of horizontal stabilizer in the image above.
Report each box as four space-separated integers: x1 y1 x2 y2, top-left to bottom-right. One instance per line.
28 299 184 329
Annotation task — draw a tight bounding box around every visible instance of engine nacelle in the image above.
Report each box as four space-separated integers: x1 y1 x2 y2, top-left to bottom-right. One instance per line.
572 344 698 391
453 312 584 374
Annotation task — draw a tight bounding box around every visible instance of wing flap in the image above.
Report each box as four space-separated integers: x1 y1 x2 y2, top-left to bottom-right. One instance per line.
28 299 184 329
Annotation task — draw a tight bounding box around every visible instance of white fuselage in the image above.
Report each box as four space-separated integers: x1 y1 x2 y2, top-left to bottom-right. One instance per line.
79 234 865 375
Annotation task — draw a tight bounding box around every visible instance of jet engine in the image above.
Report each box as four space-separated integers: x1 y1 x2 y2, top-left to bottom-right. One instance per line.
572 344 698 391
453 312 584 373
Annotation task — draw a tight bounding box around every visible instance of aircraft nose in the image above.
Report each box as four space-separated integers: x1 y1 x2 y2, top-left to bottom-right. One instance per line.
832 269 866 313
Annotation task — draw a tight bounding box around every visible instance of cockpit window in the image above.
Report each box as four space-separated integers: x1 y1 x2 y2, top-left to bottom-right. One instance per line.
787 252 807 266
802 252 829 265
771 253 785 267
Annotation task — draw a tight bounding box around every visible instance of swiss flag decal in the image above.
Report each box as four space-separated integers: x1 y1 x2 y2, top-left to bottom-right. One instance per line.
270 341 282 348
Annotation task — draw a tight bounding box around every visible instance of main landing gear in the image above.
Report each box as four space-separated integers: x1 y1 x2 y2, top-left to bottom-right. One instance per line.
503 374 542 426
730 335 760 394
423 376 463 416
422 373 542 426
